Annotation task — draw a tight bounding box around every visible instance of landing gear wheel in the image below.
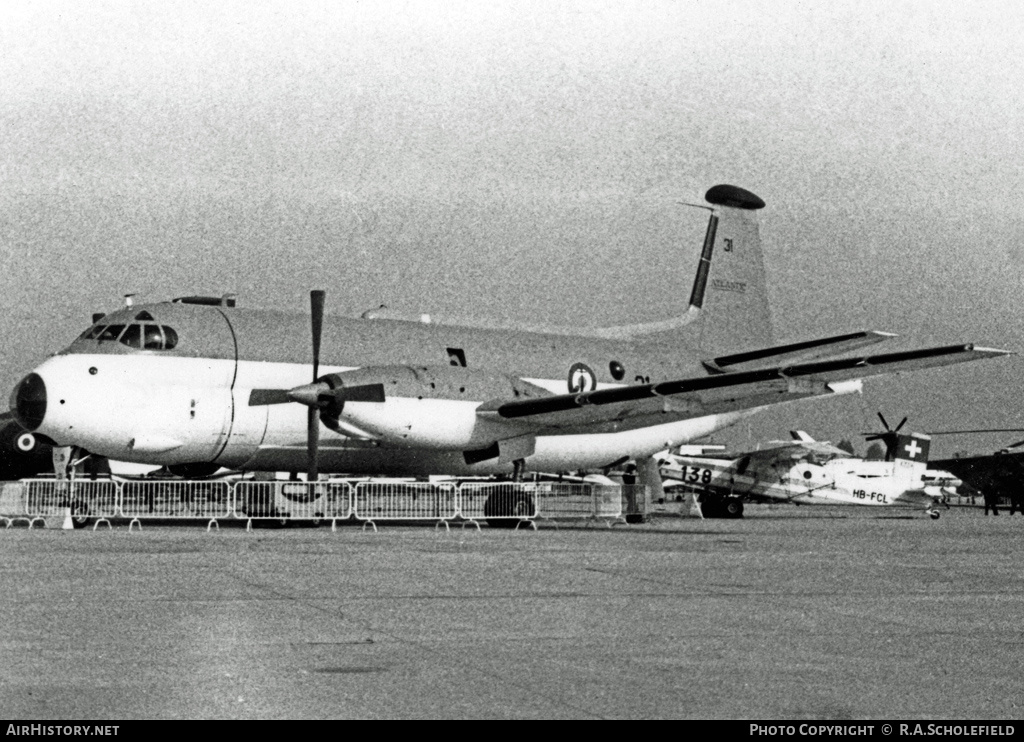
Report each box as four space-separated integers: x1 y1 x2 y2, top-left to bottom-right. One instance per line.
484 490 536 528
928 509 940 520
723 499 744 519
70 499 91 529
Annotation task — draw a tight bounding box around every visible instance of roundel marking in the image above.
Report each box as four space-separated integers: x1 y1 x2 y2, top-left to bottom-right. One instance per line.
567 363 597 393
16 432 36 453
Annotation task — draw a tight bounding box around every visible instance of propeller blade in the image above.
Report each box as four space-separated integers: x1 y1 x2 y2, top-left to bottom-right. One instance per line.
307 406 320 481
894 416 908 433
248 389 293 406
877 412 890 431
308 289 325 483
311 290 325 382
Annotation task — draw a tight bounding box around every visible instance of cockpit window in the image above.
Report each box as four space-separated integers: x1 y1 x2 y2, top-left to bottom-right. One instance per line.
97 325 126 342
79 321 178 350
142 325 163 350
120 324 142 349
131 324 177 350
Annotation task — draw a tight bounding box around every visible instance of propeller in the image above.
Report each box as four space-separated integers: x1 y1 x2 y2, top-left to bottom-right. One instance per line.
307 290 324 481
247 290 385 481
860 412 907 461
863 413 1024 457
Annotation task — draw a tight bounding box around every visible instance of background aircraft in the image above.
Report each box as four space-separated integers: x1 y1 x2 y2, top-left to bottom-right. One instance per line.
661 430 945 519
929 450 1024 512
859 414 1023 511
9 186 1008 512
0 412 53 480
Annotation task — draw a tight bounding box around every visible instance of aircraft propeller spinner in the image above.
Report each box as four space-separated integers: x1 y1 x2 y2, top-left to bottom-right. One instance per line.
861 412 908 461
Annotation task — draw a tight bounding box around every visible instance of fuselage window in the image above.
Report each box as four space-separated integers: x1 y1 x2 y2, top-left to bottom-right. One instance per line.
82 325 106 340
120 325 142 349
162 326 178 350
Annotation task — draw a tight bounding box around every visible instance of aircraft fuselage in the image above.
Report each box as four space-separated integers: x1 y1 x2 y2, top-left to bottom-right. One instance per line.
665 456 936 509
15 301 757 476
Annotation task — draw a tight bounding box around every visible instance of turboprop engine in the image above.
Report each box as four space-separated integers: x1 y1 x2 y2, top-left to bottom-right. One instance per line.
252 364 552 450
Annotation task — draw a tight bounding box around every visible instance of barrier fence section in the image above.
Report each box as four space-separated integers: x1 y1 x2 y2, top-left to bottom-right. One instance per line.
233 480 345 523
354 482 458 523
120 480 232 521
4 479 641 528
458 482 541 523
530 483 626 523
21 479 119 526
0 482 27 526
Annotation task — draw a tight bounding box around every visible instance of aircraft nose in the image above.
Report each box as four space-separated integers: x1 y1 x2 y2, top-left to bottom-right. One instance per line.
11 373 47 431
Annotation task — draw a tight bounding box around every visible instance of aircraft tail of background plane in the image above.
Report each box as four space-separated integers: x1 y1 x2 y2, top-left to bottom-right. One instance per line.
893 433 932 488
596 184 774 356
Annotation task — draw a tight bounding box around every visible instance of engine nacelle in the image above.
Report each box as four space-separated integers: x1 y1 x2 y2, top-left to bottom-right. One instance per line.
318 365 549 449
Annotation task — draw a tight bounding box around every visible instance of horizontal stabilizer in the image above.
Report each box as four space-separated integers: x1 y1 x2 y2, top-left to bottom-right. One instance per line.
479 344 1010 429
703 331 896 373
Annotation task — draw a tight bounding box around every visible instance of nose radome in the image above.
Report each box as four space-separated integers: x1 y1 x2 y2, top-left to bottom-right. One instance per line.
12 373 46 431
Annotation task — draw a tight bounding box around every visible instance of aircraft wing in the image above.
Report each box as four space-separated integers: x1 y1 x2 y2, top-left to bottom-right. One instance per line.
702 331 896 373
479 344 1009 431
929 451 1024 502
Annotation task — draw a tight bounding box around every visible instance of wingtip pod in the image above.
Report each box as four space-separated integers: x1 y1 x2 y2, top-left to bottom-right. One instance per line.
970 345 1015 357
705 184 765 210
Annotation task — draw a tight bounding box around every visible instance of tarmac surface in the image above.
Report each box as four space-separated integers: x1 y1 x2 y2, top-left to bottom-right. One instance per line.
1 506 1022 720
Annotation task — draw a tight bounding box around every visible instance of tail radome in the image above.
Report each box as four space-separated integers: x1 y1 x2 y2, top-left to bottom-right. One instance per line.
595 184 774 355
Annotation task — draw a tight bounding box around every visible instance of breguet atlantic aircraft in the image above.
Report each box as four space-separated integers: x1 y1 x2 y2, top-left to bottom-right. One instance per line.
661 430 946 519
9 185 1009 490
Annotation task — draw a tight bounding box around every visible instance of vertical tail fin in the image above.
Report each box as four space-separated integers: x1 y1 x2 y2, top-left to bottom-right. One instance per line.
598 184 774 354
691 185 774 355
893 433 931 488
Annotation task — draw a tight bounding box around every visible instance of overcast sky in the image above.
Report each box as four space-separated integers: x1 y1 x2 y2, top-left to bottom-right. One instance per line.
2 0 1022 456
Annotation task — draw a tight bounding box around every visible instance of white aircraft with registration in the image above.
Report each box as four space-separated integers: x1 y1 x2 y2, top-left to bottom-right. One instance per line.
9 184 1009 515
661 430 947 519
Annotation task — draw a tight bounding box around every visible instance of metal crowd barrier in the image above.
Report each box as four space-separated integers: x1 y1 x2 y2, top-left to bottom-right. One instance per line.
4 479 639 530
234 481 351 528
354 482 458 527
20 479 119 529
459 482 541 527
120 480 232 520
530 482 627 525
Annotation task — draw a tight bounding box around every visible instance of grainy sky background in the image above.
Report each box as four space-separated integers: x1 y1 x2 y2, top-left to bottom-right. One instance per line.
2 0 1022 457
